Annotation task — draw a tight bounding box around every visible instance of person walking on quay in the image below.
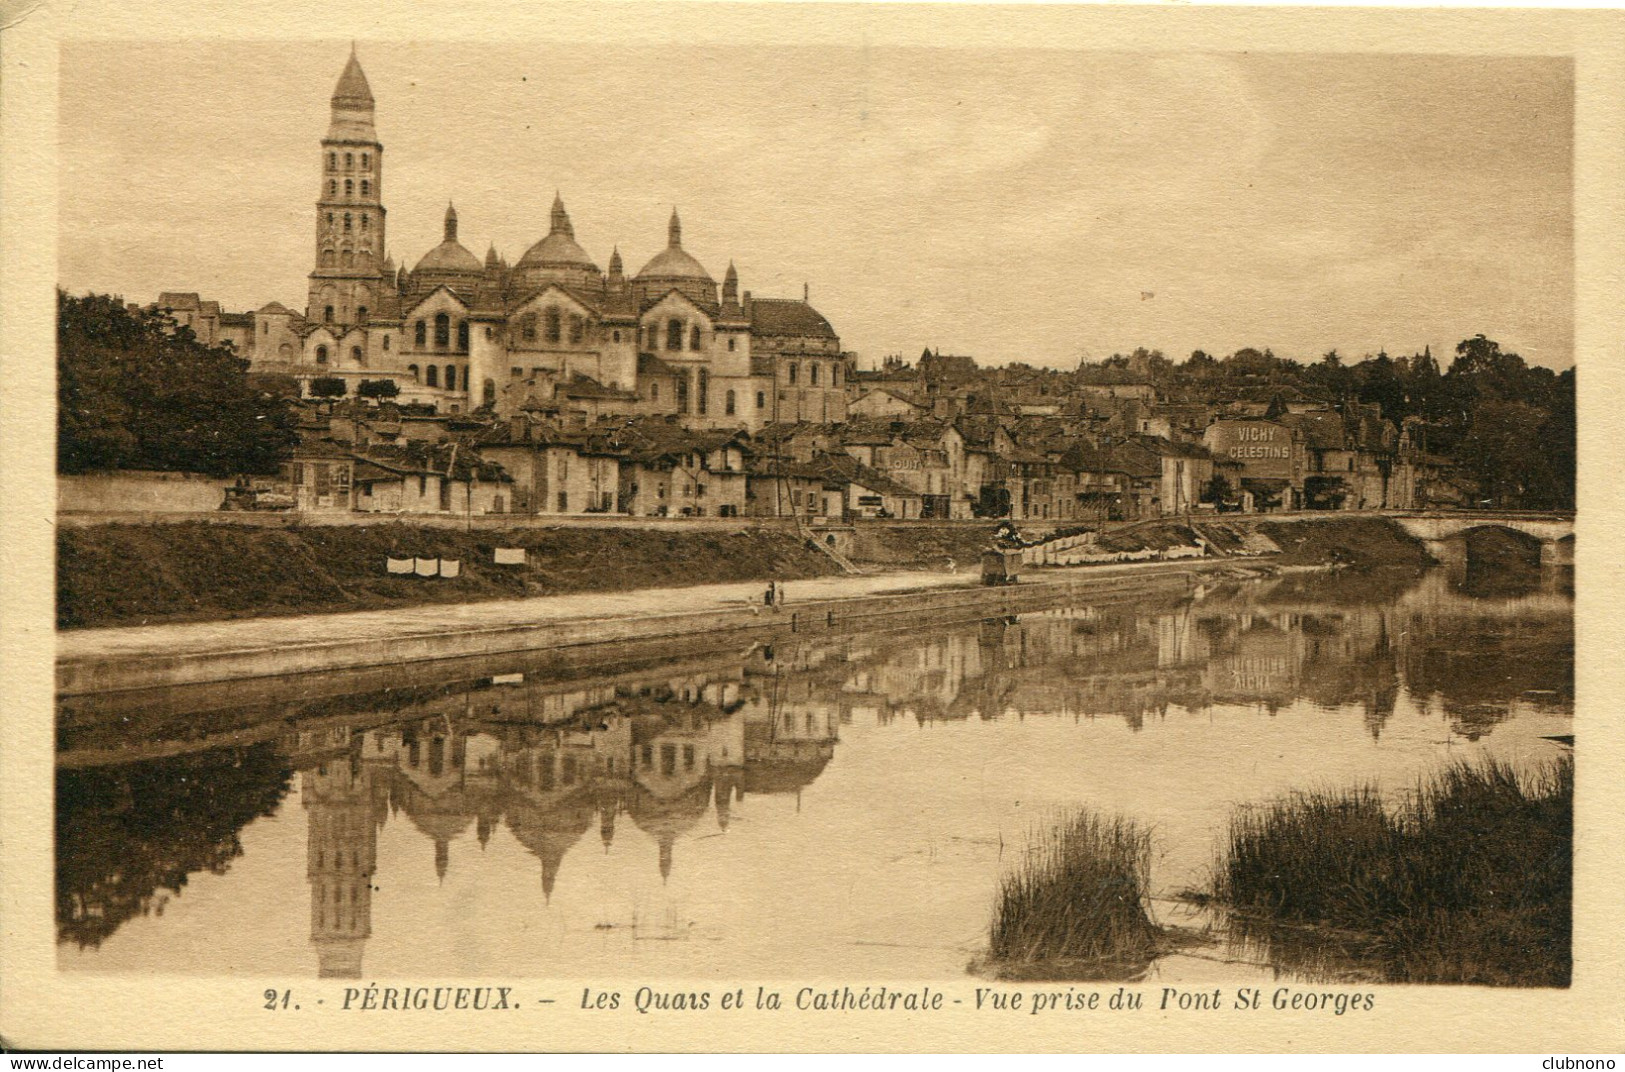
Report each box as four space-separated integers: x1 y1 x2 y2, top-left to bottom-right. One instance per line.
764 581 776 607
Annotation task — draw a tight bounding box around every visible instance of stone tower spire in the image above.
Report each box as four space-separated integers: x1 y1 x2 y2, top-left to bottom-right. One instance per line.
308 48 387 328
722 261 738 304
668 207 682 248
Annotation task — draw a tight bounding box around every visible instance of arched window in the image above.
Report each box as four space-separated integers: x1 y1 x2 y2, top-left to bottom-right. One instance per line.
434 313 450 348
361 152 370 169
483 379 496 405
667 319 684 350
569 315 584 344
520 314 536 341
612 330 621 343
382 335 390 351
756 391 766 410
457 321 468 350
345 179 353 197
315 345 329 364
327 152 336 171
650 383 660 401
324 305 335 323
445 366 456 391
675 375 689 414
343 213 352 232
345 152 353 168
408 363 419 380
690 325 702 350
351 346 364 364
728 337 736 352
833 365 841 387
789 363 798 385
322 249 335 266
697 369 709 415
545 308 561 343
356 305 368 323
725 390 736 416
360 213 369 230
426 365 439 387
811 364 820 386
328 181 337 198
646 324 658 350
414 320 426 346
361 180 370 197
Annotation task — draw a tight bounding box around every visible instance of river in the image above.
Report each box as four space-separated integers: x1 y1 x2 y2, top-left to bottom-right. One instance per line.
56 564 1572 982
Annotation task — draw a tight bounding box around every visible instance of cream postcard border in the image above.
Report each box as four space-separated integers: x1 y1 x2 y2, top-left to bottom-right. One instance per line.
2 0 1621 1053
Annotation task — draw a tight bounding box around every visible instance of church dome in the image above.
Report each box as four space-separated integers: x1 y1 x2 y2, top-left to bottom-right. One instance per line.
512 194 601 292
414 240 482 275
517 231 597 271
635 209 713 284
413 204 482 276
636 246 712 282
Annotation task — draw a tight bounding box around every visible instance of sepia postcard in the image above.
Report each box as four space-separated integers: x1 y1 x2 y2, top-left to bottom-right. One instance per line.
2 0 1622 1055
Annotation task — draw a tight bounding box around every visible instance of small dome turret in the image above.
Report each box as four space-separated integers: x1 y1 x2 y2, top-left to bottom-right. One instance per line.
634 207 715 305
513 193 600 292
410 203 483 291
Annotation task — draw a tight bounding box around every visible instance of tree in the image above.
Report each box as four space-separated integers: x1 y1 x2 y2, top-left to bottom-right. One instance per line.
356 378 400 400
1458 399 1549 508
1356 350 1406 421
1448 335 1530 402
247 372 301 399
308 376 347 399
57 291 298 476
1200 473 1233 506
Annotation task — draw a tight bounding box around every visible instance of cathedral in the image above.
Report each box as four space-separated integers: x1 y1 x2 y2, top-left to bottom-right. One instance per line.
236 49 851 430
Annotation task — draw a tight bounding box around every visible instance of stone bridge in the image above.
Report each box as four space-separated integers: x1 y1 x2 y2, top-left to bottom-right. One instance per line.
1388 512 1574 566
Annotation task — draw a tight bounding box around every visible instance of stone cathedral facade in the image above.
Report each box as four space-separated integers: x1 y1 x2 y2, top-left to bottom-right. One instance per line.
226 50 851 430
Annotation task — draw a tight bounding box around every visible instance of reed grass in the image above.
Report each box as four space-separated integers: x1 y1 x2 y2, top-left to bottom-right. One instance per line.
1214 755 1572 986
987 809 1160 974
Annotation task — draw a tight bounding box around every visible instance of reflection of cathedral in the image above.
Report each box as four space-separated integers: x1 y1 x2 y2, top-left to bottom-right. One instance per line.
61 570 1573 972
286 595 1420 975
290 662 842 975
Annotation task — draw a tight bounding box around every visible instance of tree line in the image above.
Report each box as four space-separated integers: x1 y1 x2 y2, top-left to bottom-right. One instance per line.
1087 338 1576 511
57 291 300 476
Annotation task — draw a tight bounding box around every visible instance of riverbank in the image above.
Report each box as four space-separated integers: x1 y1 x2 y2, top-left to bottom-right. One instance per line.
1212 754 1573 986
56 514 1429 630
56 557 1257 695
56 522 842 630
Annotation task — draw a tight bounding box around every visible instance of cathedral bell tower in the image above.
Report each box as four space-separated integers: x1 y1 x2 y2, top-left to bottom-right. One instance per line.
307 47 388 329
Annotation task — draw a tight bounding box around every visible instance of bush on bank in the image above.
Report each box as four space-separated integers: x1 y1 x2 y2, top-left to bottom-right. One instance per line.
1214 755 1573 987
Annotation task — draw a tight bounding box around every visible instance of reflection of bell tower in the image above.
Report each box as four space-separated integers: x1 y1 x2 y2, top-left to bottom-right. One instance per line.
303 754 377 978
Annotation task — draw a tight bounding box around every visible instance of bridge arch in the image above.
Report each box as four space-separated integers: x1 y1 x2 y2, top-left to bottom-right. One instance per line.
1389 515 1574 570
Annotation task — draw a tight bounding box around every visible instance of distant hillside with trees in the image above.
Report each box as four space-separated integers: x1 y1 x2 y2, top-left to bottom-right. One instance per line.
58 291 299 476
1083 337 1575 511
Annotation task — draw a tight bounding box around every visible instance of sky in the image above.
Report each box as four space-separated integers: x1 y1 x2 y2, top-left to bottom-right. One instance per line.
58 42 1574 370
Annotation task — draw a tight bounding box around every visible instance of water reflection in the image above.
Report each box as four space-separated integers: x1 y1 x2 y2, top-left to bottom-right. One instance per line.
57 567 1573 979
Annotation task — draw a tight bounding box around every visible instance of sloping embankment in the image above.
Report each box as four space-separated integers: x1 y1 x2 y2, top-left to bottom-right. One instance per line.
57 523 841 630
56 514 1430 632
